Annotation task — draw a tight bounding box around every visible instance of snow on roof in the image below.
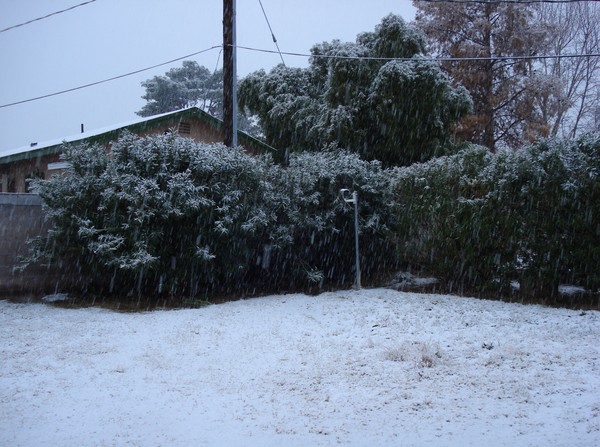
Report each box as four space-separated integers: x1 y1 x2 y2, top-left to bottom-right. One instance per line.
0 107 199 162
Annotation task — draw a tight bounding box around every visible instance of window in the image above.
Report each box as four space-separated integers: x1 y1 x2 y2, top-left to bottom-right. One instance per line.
178 122 191 135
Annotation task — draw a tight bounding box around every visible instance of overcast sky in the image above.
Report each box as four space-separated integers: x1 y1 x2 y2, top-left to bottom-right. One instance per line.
0 0 416 153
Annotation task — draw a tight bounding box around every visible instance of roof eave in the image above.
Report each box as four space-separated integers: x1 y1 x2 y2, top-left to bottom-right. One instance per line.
0 107 277 164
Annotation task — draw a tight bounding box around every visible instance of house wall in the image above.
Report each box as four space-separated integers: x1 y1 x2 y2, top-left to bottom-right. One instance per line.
187 117 224 143
0 193 72 297
0 153 62 193
136 117 224 145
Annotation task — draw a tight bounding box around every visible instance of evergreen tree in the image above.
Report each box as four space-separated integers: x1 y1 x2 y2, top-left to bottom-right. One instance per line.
137 61 260 136
137 61 223 117
239 14 472 166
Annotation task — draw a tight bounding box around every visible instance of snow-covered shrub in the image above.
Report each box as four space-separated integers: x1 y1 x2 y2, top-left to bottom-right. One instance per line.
29 134 399 298
391 133 600 299
262 149 399 291
30 132 273 297
391 145 511 293
239 14 472 167
510 134 600 297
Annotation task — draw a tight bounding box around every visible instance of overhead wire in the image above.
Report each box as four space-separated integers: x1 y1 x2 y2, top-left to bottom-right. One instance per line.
257 0 286 66
2 43 596 110
0 0 99 34
1 0 598 110
233 44 600 63
0 45 221 109
2 0 590 36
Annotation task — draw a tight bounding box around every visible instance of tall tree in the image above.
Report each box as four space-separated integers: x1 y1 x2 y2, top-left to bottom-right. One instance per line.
533 1 600 138
239 14 472 166
137 61 223 117
413 1 549 151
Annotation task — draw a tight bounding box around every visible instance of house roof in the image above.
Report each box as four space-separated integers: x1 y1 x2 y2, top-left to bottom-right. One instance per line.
0 107 275 165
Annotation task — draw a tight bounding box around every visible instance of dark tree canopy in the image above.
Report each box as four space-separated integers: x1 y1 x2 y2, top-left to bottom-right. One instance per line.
239 14 472 166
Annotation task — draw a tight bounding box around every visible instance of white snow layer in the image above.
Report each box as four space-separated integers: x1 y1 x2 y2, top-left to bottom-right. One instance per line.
1 289 598 447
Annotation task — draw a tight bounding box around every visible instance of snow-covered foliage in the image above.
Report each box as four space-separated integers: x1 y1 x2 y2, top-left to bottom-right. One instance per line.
30 132 273 297
28 130 598 302
391 133 600 300
368 56 472 163
136 60 260 136
137 61 223 118
262 150 397 290
239 14 472 167
29 134 398 298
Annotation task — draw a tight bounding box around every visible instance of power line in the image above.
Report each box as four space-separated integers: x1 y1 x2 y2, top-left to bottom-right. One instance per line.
0 0 98 34
200 47 224 112
1 43 597 110
234 44 600 63
213 48 223 74
0 46 221 109
257 0 285 66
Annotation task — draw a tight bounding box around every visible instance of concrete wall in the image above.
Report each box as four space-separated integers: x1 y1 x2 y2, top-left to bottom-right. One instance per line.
0 193 68 297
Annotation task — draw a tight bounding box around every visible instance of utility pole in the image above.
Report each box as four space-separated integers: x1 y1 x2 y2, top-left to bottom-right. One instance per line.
223 0 238 148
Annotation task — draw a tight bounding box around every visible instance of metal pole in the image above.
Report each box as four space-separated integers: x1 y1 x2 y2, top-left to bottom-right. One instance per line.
353 191 361 290
341 189 361 290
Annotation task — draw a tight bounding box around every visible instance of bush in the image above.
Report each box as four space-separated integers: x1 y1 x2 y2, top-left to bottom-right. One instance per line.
512 134 600 297
30 133 399 298
32 130 597 303
391 145 513 294
391 133 600 299
31 132 272 297
262 149 398 291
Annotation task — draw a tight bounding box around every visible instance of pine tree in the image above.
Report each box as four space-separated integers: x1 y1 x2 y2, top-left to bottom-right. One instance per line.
137 61 260 136
137 61 223 117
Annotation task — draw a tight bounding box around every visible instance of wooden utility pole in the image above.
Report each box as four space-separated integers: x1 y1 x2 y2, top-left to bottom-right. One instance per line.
223 0 237 148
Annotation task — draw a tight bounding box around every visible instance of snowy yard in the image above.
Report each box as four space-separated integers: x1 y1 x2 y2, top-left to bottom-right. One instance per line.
1 289 599 447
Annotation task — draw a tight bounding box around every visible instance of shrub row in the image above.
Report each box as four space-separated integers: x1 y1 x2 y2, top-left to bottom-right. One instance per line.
29 131 599 302
392 133 600 299
29 132 396 298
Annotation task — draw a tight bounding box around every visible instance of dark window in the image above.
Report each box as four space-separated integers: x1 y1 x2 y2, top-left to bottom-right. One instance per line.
178 122 191 135
7 177 16 193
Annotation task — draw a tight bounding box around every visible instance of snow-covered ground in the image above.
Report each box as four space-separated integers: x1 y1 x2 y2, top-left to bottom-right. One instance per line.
1 288 599 447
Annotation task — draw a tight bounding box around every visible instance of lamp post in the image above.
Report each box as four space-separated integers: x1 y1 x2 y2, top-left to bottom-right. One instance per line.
340 189 361 290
